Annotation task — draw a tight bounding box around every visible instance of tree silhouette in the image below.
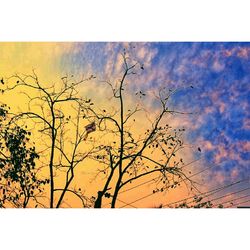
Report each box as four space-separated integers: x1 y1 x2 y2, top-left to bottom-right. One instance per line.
4 73 99 208
1 50 197 208
83 51 195 208
0 103 47 208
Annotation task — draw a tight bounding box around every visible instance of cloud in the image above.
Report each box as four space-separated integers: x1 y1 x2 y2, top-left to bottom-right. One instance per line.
42 42 250 203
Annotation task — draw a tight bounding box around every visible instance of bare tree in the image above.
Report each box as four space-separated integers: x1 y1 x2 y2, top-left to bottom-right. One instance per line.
83 51 195 208
1 49 197 208
4 72 98 208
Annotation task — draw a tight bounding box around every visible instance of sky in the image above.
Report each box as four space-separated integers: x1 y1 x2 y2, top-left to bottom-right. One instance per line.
0 42 249 207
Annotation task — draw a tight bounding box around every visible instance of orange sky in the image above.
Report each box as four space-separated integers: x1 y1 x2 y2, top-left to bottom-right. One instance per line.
2 42 243 208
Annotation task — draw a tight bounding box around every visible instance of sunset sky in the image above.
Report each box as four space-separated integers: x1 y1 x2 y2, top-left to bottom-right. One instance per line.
0 42 249 208
1 1 249 250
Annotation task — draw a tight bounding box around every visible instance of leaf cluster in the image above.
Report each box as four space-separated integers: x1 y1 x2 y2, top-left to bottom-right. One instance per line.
0 104 46 208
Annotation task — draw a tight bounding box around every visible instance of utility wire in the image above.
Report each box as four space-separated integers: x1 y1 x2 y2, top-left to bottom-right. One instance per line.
119 161 219 208
103 157 202 207
119 157 202 194
116 198 137 208
120 178 156 194
226 198 250 208
162 178 250 207
120 184 250 209
208 187 250 205
213 194 250 208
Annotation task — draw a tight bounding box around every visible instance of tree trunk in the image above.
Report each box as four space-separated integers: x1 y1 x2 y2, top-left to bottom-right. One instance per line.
94 191 104 208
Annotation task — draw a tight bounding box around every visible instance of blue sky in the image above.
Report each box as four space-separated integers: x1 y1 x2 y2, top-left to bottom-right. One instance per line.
61 42 250 200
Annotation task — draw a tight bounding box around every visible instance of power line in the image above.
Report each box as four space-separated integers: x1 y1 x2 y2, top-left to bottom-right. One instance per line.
208 187 250 205
120 191 155 208
102 197 138 208
163 182 250 208
162 177 250 207
228 199 250 208
213 194 250 208
119 161 220 208
102 177 155 207
103 157 203 207
120 178 156 194
116 198 137 208
119 157 203 195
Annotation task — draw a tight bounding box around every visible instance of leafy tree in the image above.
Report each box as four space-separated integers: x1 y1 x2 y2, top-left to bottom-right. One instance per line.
4 72 99 208
0 103 47 208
